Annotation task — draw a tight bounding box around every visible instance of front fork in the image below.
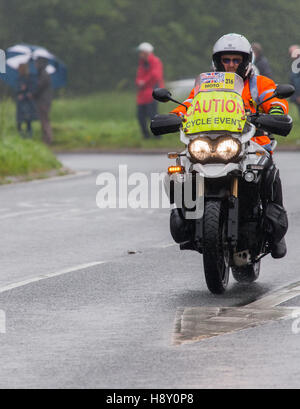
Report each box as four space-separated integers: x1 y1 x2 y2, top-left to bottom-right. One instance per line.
194 175 239 252
166 171 240 252
227 177 239 247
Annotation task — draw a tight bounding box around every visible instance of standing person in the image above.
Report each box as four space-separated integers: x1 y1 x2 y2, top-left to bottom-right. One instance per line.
16 63 37 138
252 42 273 79
136 42 164 139
289 45 300 116
33 57 53 145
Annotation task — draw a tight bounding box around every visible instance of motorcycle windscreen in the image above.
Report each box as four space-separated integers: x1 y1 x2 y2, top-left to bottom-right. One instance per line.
182 71 246 135
194 72 244 96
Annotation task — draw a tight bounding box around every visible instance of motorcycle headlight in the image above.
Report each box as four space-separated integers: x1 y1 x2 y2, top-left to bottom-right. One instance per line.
188 136 241 163
188 139 211 161
216 138 240 161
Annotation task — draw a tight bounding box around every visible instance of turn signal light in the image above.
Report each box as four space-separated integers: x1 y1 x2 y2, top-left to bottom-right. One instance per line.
168 152 179 159
255 151 265 156
168 166 184 174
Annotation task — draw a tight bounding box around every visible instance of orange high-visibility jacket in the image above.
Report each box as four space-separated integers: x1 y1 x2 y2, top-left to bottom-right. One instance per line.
171 74 288 149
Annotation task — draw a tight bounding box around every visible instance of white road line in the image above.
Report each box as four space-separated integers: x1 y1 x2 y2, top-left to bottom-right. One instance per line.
157 243 177 249
27 208 81 221
0 242 174 295
27 208 101 221
0 208 49 220
0 171 92 188
0 261 106 295
246 281 300 309
28 170 92 184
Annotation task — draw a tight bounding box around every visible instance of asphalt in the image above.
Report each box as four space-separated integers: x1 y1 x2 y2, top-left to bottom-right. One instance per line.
0 152 299 388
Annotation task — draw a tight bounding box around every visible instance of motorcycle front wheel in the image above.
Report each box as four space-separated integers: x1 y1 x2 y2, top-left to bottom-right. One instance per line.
202 200 229 294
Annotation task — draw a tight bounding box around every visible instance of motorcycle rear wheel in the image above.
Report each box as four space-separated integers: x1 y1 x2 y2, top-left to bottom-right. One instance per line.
232 261 261 283
203 200 229 294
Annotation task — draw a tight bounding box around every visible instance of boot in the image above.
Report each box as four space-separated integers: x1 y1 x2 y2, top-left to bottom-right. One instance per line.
271 237 287 259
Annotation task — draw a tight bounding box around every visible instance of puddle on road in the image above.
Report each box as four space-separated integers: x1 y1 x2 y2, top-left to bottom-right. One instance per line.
173 281 300 345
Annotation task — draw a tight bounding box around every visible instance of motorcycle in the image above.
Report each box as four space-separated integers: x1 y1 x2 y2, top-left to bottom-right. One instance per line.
151 72 294 294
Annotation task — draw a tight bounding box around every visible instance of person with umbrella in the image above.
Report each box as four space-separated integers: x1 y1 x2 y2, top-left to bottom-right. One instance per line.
0 44 67 144
16 63 37 138
32 56 53 145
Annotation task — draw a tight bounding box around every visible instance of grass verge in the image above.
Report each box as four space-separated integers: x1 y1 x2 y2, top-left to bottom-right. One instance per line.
0 135 63 183
51 92 300 150
0 92 299 155
50 92 182 150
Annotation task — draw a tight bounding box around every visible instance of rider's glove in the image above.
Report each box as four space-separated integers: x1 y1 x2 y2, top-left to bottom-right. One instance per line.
269 106 284 115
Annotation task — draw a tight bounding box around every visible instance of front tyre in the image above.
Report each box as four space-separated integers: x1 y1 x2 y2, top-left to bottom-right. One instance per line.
203 200 229 294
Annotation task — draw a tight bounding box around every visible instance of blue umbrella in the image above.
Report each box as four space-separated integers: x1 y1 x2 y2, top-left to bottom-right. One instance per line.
0 43 67 90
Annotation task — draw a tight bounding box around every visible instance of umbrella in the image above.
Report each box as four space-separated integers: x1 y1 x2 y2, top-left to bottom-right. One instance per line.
0 43 67 90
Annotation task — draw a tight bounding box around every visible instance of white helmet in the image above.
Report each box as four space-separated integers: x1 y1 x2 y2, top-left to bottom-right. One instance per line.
212 33 253 79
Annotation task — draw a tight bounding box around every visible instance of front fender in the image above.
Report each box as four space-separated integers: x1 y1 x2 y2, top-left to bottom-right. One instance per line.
192 162 241 178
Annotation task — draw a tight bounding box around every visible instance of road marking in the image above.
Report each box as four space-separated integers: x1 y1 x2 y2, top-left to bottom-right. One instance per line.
158 243 177 249
0 242 175 296
27 208 101 221
28 170 92 184
0 261 106 295
0 208 49 219
173 281 300 345
18 202 36 208
245 281 300 309
0 171 92 188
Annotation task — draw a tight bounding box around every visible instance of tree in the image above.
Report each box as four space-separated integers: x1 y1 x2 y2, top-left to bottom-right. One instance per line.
0 0 298 93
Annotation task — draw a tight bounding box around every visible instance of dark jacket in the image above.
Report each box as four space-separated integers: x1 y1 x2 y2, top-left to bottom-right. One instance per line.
254 55 273 79
290 71 300 102
16 74 38 122
33 68 52 107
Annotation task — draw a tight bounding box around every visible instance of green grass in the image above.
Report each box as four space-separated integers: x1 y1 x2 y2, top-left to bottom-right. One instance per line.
0 99 62 179
50 92 182 150
2 90 298 181
0 92 300 155
51 92 300 149
0 136 62 179
282 104 300 146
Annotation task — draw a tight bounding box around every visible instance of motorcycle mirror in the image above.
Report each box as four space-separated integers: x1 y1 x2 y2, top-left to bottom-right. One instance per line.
274 84 295 99
153 88 189 110
152 88 172 102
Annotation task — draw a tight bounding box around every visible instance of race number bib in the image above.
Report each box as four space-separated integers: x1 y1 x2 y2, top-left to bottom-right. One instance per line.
199 72 236 91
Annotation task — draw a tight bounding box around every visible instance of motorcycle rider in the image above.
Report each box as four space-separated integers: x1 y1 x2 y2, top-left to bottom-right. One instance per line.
170 33 288 258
